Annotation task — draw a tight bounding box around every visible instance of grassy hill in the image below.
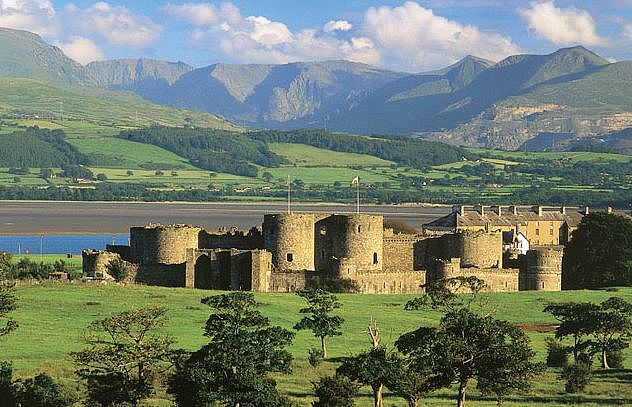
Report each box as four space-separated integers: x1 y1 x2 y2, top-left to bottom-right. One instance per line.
0 78 238 136
3 283 632 406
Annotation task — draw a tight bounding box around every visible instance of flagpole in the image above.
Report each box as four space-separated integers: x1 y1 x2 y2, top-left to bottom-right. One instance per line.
287 174 291 214
356 177 360 214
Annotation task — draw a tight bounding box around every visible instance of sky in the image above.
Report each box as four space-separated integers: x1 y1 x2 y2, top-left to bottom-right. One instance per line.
1 0 632 72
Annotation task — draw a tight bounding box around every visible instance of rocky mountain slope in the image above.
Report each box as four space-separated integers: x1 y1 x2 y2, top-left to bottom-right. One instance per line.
1 27 632 151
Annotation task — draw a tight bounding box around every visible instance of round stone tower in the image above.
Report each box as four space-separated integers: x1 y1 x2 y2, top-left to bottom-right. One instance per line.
330 214 383 274
263 213 316 271
130 224 201 265
522 246 563 291
454 231 502 268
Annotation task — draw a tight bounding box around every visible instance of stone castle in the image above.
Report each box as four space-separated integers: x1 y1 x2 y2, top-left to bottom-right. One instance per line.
83 205 593 294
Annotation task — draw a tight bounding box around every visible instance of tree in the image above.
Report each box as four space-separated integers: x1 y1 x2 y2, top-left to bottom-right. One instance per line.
0 271 17 337
543 302 598 363
587 297 632 369
126 170 134 176
337 347 399 407
0 362 17 407
167 292 294 407
398 308 541 407
563 212 632 289
39 168 54 180
312 375 358 407
16 372 73 407
262 171 274 182
105 258 129 282
96 173 108 181
155 170 164 176
294 289 344 358
71 305 175 407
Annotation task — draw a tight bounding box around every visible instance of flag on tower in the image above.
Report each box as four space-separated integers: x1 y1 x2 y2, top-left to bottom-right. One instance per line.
351 176 359 185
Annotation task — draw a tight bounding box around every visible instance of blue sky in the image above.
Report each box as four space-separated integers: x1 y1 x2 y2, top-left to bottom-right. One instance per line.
1 1 632 71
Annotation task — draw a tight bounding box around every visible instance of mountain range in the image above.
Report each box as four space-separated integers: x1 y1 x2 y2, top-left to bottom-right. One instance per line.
2 26 632 151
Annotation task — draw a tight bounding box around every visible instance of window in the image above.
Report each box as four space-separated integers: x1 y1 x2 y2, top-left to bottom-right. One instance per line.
319 227 327 236
286 253 293 262
373 252 378 264
535 229 539 236
321 250 325 260
357 225 362 233
549 227 554 236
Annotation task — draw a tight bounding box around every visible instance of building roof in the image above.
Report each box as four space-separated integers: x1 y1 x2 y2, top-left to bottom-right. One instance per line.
424 206 586 231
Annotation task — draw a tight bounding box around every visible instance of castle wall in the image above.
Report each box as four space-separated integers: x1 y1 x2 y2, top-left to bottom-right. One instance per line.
383 235 422 273
105 245 131 261
250 250 273 292
200 228 264 250
352 271 426 294
521 246 563 291
433 258 518 292
130 225 201 265
269 271 318 292
82 250 122 278
132 263 186 287
264 213 315 271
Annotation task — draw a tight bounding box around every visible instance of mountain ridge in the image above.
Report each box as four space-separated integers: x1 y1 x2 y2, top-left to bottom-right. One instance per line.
1 27 632 152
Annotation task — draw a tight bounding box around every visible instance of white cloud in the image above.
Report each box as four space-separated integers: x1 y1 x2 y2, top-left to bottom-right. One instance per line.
64 2 161 48
323 20 352 33
0 0 58 36
362 1 520 70
624 23 632 40
167 2 379 66
165 1 520 70
55 35 104 64
519 1 608 46
161 2 240 26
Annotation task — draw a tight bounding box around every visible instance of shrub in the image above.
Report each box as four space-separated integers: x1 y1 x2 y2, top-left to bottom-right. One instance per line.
562 363 592 393
0 362 17 407
546 337 569 368
312 278 360 293
308 348 324 368
96 173 107 181
16 373 73 407
606 349 626 369
105 259 129 282
312 375 358 407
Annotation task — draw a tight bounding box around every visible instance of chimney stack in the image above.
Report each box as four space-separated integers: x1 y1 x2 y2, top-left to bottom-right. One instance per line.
533 205 543 217
583 206 590 215
510 205 518 215
561 206 567 215
493 205 502 216
453 205 466 216
477 205 485 216
607 206 613 214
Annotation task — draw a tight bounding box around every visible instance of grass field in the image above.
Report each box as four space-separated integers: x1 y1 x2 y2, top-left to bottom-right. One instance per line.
2 284 631 406
270 143 394 167
69 137 197 170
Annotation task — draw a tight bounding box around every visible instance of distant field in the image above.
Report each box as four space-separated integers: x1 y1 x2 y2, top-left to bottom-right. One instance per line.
2 284 632 406
468 147 632 163
69 137 196 169
270 143 394 167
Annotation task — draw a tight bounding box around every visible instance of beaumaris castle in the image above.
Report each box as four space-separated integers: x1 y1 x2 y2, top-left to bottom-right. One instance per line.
83 205 598 294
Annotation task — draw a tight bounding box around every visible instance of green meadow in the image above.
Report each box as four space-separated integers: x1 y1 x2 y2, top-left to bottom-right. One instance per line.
2 283 631 406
